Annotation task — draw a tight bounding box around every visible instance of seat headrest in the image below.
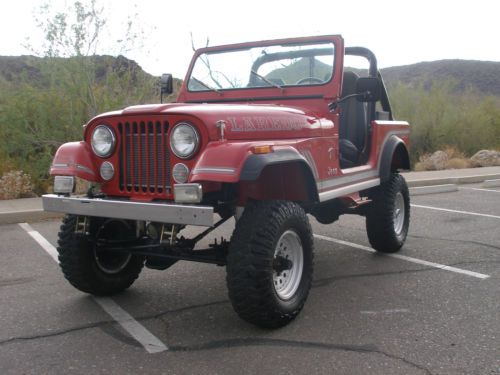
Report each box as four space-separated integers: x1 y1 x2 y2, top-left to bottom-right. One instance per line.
341 71 359 97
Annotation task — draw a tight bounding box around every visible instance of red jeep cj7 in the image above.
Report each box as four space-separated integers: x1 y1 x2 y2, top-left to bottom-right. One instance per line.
43 35 411 328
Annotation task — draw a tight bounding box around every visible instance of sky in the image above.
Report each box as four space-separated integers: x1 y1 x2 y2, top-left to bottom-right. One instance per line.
1 0 499 79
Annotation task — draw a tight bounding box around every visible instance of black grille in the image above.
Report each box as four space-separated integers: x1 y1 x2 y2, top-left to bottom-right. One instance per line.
118 121 170 194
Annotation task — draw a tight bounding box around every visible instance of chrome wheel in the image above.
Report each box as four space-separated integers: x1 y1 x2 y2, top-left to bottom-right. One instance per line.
273 230 304 300
393 192 405 236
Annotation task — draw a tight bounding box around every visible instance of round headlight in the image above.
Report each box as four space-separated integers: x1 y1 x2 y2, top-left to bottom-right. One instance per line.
91 125 115 158
170 123 199 159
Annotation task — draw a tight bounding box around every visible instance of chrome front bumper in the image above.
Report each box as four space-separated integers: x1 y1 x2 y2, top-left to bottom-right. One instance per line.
42 194 214 227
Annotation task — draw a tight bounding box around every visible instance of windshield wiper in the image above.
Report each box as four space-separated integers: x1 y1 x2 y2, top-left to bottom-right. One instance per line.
251 70 283 90
190 77 222 95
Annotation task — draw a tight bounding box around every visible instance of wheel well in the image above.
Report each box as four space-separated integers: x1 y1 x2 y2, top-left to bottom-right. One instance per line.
237 162 318 205
380 138 410 182
391 143 410 172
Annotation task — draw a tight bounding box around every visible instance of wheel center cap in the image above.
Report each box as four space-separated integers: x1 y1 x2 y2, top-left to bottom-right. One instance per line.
273 255 293 274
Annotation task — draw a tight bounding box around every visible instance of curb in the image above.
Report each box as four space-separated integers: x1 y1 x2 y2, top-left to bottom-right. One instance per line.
405 173 500 188
483 179 500 188
0 210 63 225
410 184 458 196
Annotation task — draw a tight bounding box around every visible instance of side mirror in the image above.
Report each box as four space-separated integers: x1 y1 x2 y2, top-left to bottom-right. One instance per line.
160 73 173 103
356 77 381 102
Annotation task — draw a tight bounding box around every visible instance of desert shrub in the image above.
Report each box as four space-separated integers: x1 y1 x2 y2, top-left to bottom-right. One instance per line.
390 80 500 165
414 154 436 171
447 158 473 169
441 145 467 160
75 177 90 194
0 154 17 176
0 170 35 200
413 146 474 171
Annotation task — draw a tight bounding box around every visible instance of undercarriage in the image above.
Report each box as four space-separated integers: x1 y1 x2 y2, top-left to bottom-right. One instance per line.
75 215 232 269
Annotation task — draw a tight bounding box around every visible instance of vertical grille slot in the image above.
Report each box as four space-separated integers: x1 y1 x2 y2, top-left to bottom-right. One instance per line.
118 121 170 194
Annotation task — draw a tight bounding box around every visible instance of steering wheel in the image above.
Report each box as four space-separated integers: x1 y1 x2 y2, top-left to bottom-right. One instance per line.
295 77 324 85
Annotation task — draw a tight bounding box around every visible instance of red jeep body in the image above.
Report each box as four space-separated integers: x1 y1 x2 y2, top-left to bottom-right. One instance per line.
43 35 410 328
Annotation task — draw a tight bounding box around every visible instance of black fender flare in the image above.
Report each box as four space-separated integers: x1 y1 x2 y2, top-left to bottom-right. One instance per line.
379 135 410 183
240 149 319 203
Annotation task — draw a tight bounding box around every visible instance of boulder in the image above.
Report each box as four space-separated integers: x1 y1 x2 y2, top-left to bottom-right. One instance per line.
429 150 449 170
470 150 500 167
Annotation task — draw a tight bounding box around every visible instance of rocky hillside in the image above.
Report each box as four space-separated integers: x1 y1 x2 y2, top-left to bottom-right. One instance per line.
2 55 499 97
0 55 156 88
381 60 500 96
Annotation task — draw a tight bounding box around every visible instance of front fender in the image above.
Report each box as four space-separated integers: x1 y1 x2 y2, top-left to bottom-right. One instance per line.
191 142 316 182
190 141 252 183
240 148 312 181
241 148 319 203
190 141 319 202
378 136 410 182
49 141 98 182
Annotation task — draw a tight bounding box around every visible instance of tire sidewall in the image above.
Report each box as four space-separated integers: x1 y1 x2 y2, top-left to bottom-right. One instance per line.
392 175 410 246
365 173 410 253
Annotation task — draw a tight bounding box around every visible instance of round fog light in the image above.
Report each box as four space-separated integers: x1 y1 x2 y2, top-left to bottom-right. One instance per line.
100 161 115 181
172 163 189 183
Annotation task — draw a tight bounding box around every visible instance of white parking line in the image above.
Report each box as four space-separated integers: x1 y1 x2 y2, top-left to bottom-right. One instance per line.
313 234 490 280
411 204 500 220
19 223 59 262
18 223 168 354
361 308 410 315
461 187 500 193
93 297 167 354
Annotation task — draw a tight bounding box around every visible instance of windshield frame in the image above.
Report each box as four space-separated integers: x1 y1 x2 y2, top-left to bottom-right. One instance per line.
179 35 344 103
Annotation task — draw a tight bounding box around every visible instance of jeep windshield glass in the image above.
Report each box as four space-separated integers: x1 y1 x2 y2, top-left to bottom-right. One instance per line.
187 42 335 92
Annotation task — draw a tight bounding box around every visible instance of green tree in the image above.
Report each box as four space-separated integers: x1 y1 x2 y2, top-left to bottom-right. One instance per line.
390 79 500 163
0 0 157 193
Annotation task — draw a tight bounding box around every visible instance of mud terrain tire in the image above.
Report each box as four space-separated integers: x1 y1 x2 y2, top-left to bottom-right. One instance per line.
57 215 144 295
366 173 410 253
226 201 314 328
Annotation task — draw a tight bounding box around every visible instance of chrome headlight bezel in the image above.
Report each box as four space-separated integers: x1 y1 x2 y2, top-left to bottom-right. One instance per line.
170 122 200 159
91 125 116 158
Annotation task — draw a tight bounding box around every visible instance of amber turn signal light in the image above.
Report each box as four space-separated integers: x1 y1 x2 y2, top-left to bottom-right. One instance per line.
251 145 274 154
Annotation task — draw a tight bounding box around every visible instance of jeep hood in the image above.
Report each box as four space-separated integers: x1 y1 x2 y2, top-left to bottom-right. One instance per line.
94 103 327 141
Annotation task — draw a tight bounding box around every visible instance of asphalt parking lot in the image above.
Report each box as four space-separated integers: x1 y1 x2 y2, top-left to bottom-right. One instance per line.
0 183 499 375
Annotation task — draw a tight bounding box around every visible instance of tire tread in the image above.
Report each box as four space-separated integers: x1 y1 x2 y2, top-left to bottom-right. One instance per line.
57 215 144 295
365 174 410 253
226 201 314 328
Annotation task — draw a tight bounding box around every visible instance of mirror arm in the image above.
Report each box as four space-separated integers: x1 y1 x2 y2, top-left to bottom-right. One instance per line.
328 92 366 112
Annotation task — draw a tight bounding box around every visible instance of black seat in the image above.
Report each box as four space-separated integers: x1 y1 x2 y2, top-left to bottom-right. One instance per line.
338 71 368 168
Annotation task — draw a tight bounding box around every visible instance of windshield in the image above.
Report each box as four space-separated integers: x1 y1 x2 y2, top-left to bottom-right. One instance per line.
188 42 335 92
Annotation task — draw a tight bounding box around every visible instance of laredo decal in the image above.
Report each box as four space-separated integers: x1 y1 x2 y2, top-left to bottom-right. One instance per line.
227 116 306 132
